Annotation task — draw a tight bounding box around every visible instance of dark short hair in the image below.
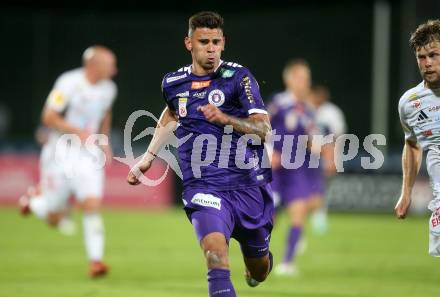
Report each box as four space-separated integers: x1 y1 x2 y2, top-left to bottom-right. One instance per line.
188 11 224 36
410 19 440 51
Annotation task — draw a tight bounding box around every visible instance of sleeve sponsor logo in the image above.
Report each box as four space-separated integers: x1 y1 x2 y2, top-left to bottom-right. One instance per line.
191 193 222 210
48 90 65 106
208 89 225 107
408 93 419 101
166 73 187 83
191 80 211 89
241 76 255 104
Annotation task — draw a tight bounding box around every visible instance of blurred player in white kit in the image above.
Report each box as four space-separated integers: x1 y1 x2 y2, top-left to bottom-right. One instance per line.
19 45 117 277
307 85 346 234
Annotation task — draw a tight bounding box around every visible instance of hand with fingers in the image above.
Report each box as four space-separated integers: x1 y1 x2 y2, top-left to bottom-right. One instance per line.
395 194 411 219
197 104 229 125
127 157 154 186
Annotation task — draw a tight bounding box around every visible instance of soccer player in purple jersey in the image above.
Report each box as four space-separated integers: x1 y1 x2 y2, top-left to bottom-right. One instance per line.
269 59 318 276
127 11 274 297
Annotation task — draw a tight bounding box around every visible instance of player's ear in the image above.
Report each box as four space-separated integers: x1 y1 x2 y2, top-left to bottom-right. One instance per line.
184 36 192 51
222 36 225 51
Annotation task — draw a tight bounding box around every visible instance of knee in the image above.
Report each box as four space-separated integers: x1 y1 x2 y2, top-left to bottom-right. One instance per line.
201 232 229 269
202 238 229 269
205 249 229 269
81 197 101 213
47 212 62 226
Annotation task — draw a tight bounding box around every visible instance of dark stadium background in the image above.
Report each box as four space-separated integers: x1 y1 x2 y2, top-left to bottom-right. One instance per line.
0 0 438 144
1 1 440 297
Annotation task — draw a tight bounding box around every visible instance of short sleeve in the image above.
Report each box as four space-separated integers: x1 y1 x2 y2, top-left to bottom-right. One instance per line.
45 75 72 113
319 104 346 136
398 96 417 143
236 69 267 115
161 77 175 111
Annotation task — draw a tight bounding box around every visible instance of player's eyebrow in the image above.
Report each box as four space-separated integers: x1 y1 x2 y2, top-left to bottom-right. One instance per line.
197 38 222 43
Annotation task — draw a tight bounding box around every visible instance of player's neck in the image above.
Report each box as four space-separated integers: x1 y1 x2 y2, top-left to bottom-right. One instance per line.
425 81 440 90
191 62 220 76
84 68 100 85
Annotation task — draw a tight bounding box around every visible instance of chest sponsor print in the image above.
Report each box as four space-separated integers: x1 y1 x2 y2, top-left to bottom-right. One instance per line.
191 80 211 90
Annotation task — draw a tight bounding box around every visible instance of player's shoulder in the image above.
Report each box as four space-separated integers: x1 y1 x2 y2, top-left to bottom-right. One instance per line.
100 79 117 91
319 102 342 115
98 79 117 100
218 60 247 75
266 91 291 116
399 81 425 107
56 68 83 85
162 65 192 88
272 91 293 108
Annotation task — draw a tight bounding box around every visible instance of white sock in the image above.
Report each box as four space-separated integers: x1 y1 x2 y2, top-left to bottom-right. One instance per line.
311 208 328 234
29 195 49 219
58 217 77 236
83 213 104 262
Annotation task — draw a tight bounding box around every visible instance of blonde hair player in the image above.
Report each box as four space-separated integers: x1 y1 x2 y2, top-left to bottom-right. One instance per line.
19 45 117 276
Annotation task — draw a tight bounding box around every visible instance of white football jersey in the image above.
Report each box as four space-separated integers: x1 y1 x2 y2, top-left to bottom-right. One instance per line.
44 68 117 146
315 102 346 137
398 81 440 150
400 81 440 256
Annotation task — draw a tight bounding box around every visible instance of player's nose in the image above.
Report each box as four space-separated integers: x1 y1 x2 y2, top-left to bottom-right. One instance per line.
206 43 215 52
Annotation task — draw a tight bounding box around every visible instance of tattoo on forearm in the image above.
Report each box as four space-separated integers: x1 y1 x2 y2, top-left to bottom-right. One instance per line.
227 116 271 140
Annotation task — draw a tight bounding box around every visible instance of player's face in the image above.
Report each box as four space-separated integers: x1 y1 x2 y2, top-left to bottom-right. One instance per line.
185 27 225 74
285 65 311 100
416 41 440 88
99 52 117 80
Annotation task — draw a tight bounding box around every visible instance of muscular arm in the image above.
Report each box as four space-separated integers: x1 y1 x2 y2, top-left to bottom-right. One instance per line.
146 106 178 156
395 139 423 218
226 113 271 141
198 104 271 142
127 106 178 185
98 109 113 163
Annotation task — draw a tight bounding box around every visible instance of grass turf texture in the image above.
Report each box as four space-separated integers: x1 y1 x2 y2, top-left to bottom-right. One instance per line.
0 208 438 297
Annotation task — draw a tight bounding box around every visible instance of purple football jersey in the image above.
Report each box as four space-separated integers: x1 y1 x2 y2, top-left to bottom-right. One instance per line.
162 61 272 190
269 91 316 166
269 91 319 202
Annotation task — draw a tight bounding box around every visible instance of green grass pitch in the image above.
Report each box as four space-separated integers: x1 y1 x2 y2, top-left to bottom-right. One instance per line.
0 208 438 297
